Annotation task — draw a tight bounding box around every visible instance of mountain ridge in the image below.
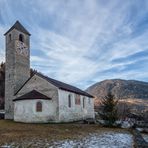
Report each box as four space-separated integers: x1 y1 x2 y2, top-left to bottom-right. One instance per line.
86 79 148 114
86 78 148 101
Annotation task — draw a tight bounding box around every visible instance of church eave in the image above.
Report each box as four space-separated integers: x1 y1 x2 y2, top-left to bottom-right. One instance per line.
59 87 94 98
13 90 52 101
13 98 51 102
35 72 94 98
14 72 94 98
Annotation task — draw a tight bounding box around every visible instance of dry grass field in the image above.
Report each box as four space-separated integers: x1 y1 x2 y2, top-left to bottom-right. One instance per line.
0 120 132 147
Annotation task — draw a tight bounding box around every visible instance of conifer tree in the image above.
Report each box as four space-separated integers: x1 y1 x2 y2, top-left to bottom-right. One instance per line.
99 92 118 127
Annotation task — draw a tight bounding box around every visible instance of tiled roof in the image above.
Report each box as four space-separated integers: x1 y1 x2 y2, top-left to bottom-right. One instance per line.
13 90 51 101
4 20 31 36
35 73 94 98
15 72 94 98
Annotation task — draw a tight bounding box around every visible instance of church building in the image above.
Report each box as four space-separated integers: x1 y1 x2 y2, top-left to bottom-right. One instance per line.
4 21 94 123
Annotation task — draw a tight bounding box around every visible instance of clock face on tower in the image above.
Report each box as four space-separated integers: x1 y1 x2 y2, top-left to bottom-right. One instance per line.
15 40 29 57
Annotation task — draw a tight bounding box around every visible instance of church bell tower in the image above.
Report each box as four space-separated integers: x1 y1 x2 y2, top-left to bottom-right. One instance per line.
4 21 31 119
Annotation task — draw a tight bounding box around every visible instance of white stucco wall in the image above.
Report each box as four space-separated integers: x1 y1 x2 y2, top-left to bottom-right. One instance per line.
58 89 94 122
14 74 59 122
14 74 94 123
14 99 56 123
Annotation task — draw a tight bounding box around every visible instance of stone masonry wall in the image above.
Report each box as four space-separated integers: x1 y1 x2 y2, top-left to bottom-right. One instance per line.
5 29 30 119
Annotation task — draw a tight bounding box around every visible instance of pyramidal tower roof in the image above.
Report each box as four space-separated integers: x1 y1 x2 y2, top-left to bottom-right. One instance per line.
4 20 31 36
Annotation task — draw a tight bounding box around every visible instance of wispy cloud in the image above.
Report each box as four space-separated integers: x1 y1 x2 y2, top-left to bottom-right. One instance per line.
0 0 148 89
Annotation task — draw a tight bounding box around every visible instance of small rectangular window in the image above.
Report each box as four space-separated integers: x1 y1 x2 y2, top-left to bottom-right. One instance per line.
75 94 80 105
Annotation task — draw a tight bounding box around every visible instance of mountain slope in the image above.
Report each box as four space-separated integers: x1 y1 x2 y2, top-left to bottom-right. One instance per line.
86 79 148 100
86 79 148 112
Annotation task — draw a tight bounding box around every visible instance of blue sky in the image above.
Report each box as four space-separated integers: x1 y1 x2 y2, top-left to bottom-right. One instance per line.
0 0 148 89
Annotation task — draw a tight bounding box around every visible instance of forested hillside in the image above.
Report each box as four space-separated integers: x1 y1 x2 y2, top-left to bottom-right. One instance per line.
86 79 148 116
0 62 5 109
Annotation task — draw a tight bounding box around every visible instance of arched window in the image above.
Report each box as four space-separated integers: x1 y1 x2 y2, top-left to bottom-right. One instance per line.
19 34 24 42
9 34 11 42
83 97 85 108
68 94 72 108
36 101 42 112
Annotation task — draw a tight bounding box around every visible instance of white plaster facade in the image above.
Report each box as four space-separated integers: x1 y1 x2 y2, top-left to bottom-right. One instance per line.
14 99 55 123
58 89 94 122
13 74 95 123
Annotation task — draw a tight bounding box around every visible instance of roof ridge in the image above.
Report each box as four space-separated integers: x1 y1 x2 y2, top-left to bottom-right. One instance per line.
35 72 94 98
15 71 94 98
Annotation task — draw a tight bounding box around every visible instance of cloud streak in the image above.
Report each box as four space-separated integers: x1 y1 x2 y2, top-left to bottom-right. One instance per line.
0 0 148 89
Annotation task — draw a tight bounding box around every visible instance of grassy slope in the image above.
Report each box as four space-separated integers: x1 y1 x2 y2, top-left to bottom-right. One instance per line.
0 120 130 146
